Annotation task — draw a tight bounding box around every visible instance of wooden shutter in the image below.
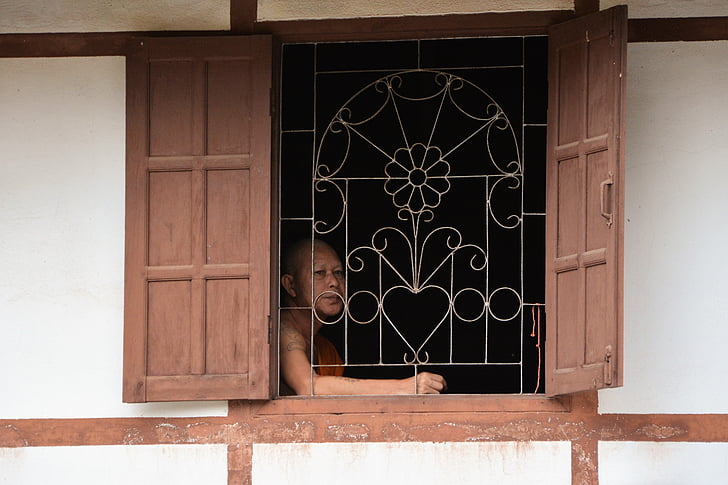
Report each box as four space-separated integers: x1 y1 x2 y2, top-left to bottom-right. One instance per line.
123 36 272 402
545 6 626 395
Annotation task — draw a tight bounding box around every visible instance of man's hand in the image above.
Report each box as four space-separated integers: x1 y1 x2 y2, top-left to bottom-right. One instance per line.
413 371 447 394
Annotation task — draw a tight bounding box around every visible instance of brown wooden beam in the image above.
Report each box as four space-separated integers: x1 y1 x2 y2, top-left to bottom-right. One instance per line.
629 17 728 42
0 31 231 57
253 10 574 42
2 16 728 58
230 0 256 33
0 32 132 57
0 11 571 57
574 0 600 16
4 410 728 448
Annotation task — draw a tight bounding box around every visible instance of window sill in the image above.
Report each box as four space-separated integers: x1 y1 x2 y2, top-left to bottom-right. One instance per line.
253 393 571 416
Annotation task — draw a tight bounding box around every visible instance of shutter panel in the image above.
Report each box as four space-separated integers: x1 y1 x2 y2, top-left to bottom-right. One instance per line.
123 36 272 402
545 7 626 395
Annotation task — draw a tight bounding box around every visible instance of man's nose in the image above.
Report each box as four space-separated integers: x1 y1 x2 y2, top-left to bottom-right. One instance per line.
326 271 341 288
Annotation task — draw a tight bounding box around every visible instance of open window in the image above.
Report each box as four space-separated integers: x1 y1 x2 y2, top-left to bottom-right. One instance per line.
122 7 625 402
279 36 549 395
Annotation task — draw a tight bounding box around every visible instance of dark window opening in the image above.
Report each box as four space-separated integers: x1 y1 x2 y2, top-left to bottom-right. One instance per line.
280 37 547 395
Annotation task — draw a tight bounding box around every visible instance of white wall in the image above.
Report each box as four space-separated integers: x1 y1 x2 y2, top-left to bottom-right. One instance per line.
0 444 227 484
0 0 229 33
602 0 728 18
599 41 728 414
0 57 226 419
253 442 572 485
3 0 727 32
256 0 571 21
599 442 728 484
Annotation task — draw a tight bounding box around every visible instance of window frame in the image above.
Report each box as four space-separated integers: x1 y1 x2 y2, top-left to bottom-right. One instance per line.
122 6 626 407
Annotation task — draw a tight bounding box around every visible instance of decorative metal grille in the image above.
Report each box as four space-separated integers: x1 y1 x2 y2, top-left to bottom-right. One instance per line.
280 38 546 394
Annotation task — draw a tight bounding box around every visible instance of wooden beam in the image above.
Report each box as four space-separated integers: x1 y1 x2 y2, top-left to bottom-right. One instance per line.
230 0 256 33
2 16 728 57
0 32 132 57
0 31 230 57
253 10 574 42
629 17 728 42
574 0 600 16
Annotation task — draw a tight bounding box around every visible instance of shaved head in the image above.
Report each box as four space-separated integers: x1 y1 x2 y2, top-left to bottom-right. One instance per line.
280 238 344 318
282 239 338 277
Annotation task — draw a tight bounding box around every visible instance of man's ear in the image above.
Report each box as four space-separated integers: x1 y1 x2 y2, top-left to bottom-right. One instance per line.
281 274 296 298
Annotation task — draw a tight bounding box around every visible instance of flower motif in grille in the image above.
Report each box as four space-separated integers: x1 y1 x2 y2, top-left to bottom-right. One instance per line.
384 144 450 214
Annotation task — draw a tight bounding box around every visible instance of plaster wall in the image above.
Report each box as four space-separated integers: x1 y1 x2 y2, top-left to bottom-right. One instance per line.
599 441 728 484
256 0 572 21
0 444 227 484
2 0 728 35
598 41 728 414
601 0 728 18
252 442 572 485
0 57 226 419
0 0 229 33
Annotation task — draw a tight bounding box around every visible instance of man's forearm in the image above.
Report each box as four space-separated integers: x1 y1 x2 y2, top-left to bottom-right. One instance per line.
312 375 416 395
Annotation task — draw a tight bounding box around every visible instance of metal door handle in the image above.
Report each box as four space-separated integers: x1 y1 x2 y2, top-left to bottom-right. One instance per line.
600 171 614 228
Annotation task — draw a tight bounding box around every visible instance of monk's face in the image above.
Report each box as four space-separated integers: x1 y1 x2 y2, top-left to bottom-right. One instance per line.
291 243 345 320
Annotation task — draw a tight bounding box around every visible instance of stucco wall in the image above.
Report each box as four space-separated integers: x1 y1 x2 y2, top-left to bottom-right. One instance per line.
598 41 728 414
252 442 572 485
599 442 728 484
0 57 226 419
0 0 230 33
0 444 227 484
601 0 728 18
2 0 727 34
256 0 572 21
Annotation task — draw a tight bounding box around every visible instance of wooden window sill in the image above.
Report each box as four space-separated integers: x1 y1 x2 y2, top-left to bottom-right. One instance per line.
253 394 571 416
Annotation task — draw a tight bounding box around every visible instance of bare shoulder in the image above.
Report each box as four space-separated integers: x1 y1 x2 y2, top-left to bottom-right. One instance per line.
279 311 306 352
279 311 301 338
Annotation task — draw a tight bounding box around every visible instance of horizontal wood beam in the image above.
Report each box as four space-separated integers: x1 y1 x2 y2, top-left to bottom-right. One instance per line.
252 10 573 42
3 409 728 447
629 16 728 42
0 31 229 57
1 16 728 57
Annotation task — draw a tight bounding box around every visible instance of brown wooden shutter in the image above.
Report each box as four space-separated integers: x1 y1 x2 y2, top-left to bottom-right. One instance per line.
123 36 272 402
545 6 626 395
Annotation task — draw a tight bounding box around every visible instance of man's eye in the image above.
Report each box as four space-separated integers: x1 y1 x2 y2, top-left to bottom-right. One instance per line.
314 270 325 276
334 270 344 277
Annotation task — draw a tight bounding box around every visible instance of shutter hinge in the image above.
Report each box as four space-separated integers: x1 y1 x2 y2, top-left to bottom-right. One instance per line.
603 345 613 386
268 315 272 344
609 29 615 47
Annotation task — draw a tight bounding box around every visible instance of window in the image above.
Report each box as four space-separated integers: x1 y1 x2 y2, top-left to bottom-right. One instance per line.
122 6 625 402
279 37 548 395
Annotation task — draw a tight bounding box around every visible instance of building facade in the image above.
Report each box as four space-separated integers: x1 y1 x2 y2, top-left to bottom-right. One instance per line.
2 1 728 483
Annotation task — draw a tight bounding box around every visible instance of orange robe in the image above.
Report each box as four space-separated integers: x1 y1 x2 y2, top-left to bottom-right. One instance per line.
314 334 344 377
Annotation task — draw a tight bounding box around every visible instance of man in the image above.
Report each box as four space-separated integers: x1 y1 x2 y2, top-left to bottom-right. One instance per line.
279 239 448 395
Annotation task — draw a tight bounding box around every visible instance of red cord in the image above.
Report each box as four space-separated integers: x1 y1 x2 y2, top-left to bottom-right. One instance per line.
531 305 542 394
